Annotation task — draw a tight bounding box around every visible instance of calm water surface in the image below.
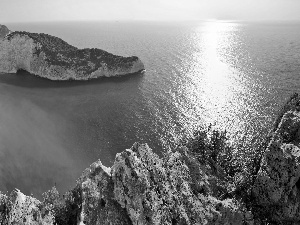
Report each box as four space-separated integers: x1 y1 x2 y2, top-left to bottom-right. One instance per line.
1 21 300 197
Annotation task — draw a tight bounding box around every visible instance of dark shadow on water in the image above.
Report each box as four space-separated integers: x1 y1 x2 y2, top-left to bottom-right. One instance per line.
0 69 145 88
0 69 148 198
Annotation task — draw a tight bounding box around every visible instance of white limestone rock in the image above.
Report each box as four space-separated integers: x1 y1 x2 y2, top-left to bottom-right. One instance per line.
0 31 145 80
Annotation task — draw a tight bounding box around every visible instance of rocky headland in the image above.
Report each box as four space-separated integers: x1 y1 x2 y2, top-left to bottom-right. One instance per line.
2 94 300 224
0 26 144 80
0 25 10 39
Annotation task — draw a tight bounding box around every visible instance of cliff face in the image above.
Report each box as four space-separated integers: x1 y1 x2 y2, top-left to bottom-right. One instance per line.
252 94 300 223
0 31 145 80
0 25 10 39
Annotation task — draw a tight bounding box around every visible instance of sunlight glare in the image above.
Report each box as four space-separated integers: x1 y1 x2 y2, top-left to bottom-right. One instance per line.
184 21 241 130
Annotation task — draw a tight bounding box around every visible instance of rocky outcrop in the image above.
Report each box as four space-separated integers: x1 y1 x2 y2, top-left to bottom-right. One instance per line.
0 189 54 224
76 143 247 224
0 143 248 225
0 31 144 80
78 159 132 225
252 93 300 223
0 25 10 39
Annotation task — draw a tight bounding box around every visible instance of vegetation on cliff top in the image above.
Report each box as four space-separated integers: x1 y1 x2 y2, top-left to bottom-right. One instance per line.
181 93 300 224
42 186 82 225
179 126 266 203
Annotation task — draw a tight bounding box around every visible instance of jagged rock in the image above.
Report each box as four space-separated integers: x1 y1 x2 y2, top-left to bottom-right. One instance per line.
0 25 10 39
78 143 246 225
252 94 300 223
0 31 145 80
0 143 248 225
0 189 54 225
78 159 132 225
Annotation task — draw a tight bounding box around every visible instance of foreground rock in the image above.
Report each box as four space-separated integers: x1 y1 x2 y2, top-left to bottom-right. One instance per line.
252 93 300 223
79 143 245 224
0 31 144 80
0 143 248 225
0 189 54 224
0 25 10 39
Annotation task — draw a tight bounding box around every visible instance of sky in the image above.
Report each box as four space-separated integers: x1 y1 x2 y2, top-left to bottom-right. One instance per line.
1 0 300 23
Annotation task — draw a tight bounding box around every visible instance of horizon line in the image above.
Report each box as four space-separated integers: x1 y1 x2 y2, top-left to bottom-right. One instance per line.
3 18 300 25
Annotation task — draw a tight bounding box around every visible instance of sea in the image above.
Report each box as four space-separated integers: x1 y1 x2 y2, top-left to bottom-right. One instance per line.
1 21 300 198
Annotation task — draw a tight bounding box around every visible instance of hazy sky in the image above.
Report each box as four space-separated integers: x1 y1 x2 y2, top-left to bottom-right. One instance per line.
1 0 300 23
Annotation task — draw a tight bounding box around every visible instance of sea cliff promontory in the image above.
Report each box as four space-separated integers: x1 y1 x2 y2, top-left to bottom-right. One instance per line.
0 25 10 39
0 28 144 80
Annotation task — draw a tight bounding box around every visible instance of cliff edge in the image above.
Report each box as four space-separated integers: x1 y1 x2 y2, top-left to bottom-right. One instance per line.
0 30 145 80
252 93 300 223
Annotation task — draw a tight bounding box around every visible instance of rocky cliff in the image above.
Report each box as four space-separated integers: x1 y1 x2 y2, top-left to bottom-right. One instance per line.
3 95 300 224
0 25 10 39
0 31 144 80
78 143 249 225
0 144 250 225
252 93 300 224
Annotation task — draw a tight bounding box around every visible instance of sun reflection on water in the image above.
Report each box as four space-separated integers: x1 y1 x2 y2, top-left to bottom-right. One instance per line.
178 21 247 136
